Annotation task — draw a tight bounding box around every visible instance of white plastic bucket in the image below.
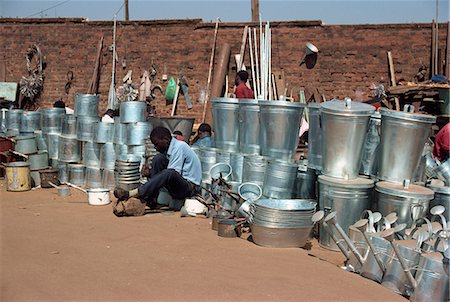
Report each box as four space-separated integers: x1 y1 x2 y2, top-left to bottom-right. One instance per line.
184 198 207 215
87 188 110 206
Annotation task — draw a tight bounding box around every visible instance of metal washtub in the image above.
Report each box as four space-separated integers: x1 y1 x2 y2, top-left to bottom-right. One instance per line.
320 99 375 179
14 135 38 154
83 141 101 168
359 112 381 177
20 111 41 133
378 107 436 183
263 160 298 199
74 94 99 117
318 175 374 251
58 135 81 162
211 98 240 152
94 122 115 143
76 116 99 142
375 181 434 227
307 103 322 170
242 155 267 187
239 99 260 154
120 101 146 123
249 199 317 248
41 108 65 134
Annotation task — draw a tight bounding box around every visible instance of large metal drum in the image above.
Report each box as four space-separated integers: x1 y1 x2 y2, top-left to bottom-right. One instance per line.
76 116 99 142
148 117 195 144
263 160 298 199
239 99 260 154
259 100 305 161
375 181 434 227
321 99 375 179
113 117 127 144
427 183 450 221
68 164 85 186
5 161 31 192
307 103 322 171
378 108 436 183
20 111 41 133
126 122 151 146
294 162 317 199
74 94 99 117
58 135 81 162
94 122 115 143
83 141 101 168
41 108 65 134
6 109 23 130
359 112 381 177
318 175 374 251
242 155 267 187
61 114 77 136
120 101 146 123
211 98 240 152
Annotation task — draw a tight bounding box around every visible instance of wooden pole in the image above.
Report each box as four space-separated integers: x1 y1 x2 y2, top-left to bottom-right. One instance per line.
125 0 129 21
251 0 259 22
446 21 450 78
387 51 400 111
202 18 220 123
238 26 249 71
431 20 436 77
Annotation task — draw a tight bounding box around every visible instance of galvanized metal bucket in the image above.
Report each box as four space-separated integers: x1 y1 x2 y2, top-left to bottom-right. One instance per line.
61 114 77 137
113 117 127 144
378 108 436 183
239 99 260 154
293 162 317 199
35 131 48 151
318 175 374 251
41 108 65 134
242 155 267 187
85 166 103 188
230 152 244 182
27 151 49 171
427 183 450 221
15 135 38 155
74 94 99 117
259 100 305 161
216 149 231 164
263 160 298 199
120 101 146 123
46 133 60 159
58 162 68 183
375 181 434 227
307 103 322 171
20 111 41 133
83 141 101 168
58 135 81 162
100 142 116 170
126 122 152 146
359 112 381 177
321 99 375 179
5 161 31 191
6 109 24 130
76 116 99 142
199 147 217 181
102 169 115 190
68 163 85 187
94 121 115 143
115 143 128 157
211 98 240 152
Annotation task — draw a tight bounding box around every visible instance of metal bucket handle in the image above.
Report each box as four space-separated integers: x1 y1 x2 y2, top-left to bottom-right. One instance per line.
407 217 433 241
433 229 450 252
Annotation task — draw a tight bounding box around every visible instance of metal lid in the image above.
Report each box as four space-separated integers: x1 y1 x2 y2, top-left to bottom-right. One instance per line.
427 183 450 194
375 181 434 199
320 99 375 116
211 97 239 104
380 108 436 123
258 100 305 109
318 175 375 189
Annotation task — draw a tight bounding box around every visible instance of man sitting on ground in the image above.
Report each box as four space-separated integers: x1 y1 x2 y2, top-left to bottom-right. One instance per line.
114 126 202 208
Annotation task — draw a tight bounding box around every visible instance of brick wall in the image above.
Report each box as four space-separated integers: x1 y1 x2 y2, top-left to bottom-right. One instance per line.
0 18 448 122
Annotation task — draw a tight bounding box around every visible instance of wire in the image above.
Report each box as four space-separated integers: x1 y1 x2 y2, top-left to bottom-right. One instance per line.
26 0 72 18
115 1 125 16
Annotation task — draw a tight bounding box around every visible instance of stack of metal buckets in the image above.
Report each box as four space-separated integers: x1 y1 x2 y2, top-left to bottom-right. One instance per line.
197 97 318 248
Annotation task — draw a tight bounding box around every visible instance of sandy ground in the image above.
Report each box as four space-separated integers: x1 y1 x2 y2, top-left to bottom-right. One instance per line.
0 180 406 302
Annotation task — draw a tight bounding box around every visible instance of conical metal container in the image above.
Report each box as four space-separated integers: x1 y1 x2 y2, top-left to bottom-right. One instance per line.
85 166 103 188
120 101 146 123
199 147 217 181
318 175 374 251
307 103 322 171
74 94 99 117
100 142 116 170
212 98 240 152
375 181 434 227
259 100 305 161
230 152 244 182
321 99 375 179
148 116 195 144
46 133 60 159
113 117 127 144
239 99 260 154
378 108 436 183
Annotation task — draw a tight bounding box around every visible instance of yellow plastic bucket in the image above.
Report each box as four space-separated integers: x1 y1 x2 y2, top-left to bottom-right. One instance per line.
5 162 31 192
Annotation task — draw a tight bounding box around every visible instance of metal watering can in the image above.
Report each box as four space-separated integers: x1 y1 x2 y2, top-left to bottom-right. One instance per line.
382 227 450 302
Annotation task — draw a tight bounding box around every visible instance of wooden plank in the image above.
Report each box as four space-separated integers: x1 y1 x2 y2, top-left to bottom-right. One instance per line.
237 26 249 71
273 71 285 98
